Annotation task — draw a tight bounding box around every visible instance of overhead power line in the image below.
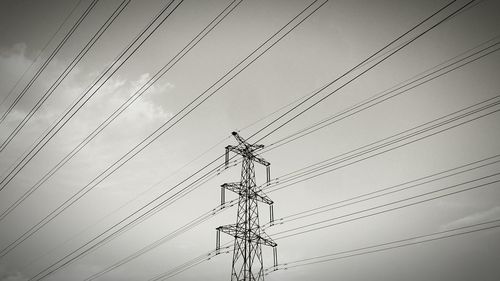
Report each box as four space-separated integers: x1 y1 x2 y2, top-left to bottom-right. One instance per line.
250 0 476 143
265 219 500 273
90 0 492 280
260 95 500 194
20 75 340 274
0 0 181 190
14 2 328 280
86 153 500 281
31 82 500 280
0 0 130 152
129 1 479 246
0 0 241 223
24 0 480 276
271 172 500 240
0 0 84 112
10 1 484 278
147 245 233 281
260 36 500 153
263 154 500 229
83 199 238 281
0 0 99 125
149 220 500 279
98 93 500 280
23 158 238 280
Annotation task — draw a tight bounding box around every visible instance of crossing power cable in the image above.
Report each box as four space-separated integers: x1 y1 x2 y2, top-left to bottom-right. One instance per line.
47 30 500 281
150 219 500 279
0 0 130 152
147 245 233 281
0 0 182 190
22 1 483 276
82 199 238 281
18 158 241 273
110 31 500 280
130 1 496 278
0 0 242 222
253 94 500 192
11 0 482 276
259 36 500 154
262 154 500 229
68 0 477 254
265 219 500 273
13 2 328 280
86 153 500 280
270 172 500 240
249 0 476 143
31 89 500 279
123 0 479 239
0 0 99 125
0 0 318 221
259 95 500 193
20 158 239 278
0 0 85 112
20 77 328 274
0 0 130 153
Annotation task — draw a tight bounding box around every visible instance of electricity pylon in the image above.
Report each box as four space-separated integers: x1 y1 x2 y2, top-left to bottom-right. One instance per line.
216 131 277 281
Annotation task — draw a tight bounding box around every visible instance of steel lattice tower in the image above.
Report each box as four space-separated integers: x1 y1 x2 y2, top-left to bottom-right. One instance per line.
216 132 277 281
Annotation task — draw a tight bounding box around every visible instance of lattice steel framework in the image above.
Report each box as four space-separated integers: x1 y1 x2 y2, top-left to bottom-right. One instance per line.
216 132 277 281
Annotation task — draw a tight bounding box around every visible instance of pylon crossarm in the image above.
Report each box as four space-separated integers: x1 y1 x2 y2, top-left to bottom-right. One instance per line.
221 182 243 194
226 145 258 158
221 182 272 205
216 224 240 240
226 145 240 155
217 225 276 247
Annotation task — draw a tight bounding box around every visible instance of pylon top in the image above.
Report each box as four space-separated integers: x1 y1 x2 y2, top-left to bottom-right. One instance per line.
230 131 264 152
226 132 269 166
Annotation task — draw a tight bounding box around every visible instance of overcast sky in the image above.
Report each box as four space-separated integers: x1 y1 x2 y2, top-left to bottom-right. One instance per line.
0 0 499 280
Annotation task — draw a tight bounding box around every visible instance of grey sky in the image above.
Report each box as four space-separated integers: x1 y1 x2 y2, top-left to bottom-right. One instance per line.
0 0 499 280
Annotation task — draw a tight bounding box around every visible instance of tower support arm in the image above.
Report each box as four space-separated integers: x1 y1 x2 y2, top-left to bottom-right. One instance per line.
221 182 273 205
217 225 277 247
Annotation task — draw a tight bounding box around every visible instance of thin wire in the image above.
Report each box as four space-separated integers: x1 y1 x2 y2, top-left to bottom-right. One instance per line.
251 0 476 144
0 0 241 221
3 0 327 266
0 0 132 153
269 105 500 194
21 158 238 279
12 1 484 278
82 200 238 281
272 174 500 240
261 38 500 153
0 0 85 111
0 0 100 124
264 154 500 228
148 245 233 281
0 0 177 187
266 220 500 272
18 2 329 279
263 96 500 193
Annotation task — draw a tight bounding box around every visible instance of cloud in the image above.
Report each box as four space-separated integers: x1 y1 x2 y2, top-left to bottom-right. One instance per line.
0 43 32 111
0 264 28 281
84 72 174 139
440 206 500 231
0 43 32 78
